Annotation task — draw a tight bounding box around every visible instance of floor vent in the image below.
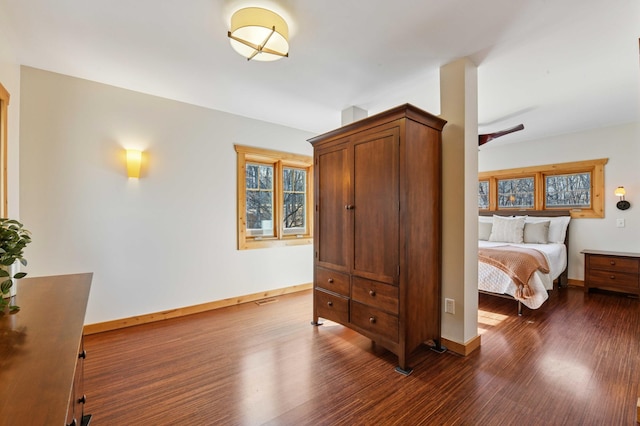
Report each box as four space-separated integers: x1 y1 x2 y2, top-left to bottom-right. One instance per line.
255 298 278 306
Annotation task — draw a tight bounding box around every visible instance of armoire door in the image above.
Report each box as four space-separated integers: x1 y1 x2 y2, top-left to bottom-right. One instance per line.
351 126 400 285
315 141 352 273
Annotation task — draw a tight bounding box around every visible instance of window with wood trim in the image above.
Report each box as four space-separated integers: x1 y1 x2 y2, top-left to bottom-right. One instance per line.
478 158 608 218
236 145 313 250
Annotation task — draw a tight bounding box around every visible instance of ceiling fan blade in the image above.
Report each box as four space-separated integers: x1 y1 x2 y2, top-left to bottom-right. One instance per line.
478 124 525 146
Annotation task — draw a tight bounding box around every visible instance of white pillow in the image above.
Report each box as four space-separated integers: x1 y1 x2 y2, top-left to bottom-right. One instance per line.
478 221 493 241
489 215 525 243
478 216 493 223
525 216 570 243
523 221 550 244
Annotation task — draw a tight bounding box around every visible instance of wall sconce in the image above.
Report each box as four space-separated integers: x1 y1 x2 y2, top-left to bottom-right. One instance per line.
227 7 289 61
126 149 142 178
614 186 630 210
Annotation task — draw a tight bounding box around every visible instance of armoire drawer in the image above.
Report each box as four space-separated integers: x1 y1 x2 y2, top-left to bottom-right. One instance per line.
350 301 398 343
351 276 398 315
315 289 349 324
315 267 350 297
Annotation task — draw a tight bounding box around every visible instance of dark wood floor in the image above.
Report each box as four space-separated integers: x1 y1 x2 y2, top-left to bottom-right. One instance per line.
83 286 639 425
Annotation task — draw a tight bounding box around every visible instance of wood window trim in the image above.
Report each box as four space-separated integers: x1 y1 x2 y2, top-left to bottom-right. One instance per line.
235 144 313 250
0 83 8 217
479 158 608 218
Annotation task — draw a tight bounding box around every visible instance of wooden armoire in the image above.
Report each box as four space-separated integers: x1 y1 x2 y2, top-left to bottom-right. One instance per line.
309 104 447 374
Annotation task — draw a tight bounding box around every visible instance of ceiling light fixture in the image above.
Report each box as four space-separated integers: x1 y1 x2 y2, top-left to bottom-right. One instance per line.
227 7 289 61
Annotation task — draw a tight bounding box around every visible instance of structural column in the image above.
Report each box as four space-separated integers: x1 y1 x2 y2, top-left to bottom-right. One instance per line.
439 58 480 355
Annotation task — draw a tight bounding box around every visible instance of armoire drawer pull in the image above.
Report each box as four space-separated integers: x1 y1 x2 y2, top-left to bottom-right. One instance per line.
327 301 333 307
327 278 334 283
369 290 376 297
369 317 376 324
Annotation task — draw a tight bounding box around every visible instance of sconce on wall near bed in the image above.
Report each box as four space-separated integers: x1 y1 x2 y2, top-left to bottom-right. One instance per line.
614 186 630 210
126 149 143 179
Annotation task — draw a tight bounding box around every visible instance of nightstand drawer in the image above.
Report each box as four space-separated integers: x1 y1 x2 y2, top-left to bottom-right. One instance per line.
588 270 639 290
315 289 349 324
314 267 349 297
589 256 639 274
350 301 398 343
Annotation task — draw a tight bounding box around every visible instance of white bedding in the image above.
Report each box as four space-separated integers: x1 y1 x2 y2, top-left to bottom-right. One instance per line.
478 241 567 309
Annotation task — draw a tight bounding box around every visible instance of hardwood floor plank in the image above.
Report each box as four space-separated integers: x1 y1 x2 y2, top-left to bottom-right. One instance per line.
84 287 640 425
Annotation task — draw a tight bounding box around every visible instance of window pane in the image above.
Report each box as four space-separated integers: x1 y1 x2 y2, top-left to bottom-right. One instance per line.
246 163 274 236
246 164 258 189
478 181 489 209
283 167 306 233
283 168 293 191
546 173 591 208
284 193 305 229
293 169 306 192
498 177 534 208
259 165 273 189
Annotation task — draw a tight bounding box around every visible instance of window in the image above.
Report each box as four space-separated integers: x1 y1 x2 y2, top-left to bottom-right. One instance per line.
236 145 313 249
478 158 608 218
497 177 534 209
545 173 591 208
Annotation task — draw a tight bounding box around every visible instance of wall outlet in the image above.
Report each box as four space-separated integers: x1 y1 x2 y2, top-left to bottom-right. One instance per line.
445 298 455 314
617 218 625 228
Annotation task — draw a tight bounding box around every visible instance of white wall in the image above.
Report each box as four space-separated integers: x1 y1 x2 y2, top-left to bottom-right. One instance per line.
19 67 315 325
479 122 640 281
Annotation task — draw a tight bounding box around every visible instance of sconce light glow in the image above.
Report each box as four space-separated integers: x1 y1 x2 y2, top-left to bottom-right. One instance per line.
126 149 142 178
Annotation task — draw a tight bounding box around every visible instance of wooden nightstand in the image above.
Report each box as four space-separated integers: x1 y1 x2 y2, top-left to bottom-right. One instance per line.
582 250 640 297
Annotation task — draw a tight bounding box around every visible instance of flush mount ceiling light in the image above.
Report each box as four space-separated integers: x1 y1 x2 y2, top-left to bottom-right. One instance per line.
227 7 289 61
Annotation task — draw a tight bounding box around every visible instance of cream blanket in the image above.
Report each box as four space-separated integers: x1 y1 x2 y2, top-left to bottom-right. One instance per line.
478 246 550 300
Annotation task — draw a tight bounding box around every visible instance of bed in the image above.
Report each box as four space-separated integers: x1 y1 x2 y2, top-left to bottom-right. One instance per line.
478 210 571 315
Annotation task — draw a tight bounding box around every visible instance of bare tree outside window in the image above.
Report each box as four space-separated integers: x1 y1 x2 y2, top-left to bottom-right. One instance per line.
498 177 534 209
246 163 274 236
546 173 591 208
283 167 306 233
478 181 489 209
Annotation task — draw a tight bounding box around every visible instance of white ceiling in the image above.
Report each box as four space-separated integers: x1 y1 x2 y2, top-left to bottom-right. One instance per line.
1 0 638 145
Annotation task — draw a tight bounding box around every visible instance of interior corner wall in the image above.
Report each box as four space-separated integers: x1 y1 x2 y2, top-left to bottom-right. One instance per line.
479 122 640 280
439 58 479 346
19 66 316 325
0 22 21 219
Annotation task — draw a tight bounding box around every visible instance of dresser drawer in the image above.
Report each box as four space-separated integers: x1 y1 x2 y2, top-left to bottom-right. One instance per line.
314 267 350 296
315 289 349 324
589 255 639 274
350 301 398 343
588 270 639 290
352 277 398 315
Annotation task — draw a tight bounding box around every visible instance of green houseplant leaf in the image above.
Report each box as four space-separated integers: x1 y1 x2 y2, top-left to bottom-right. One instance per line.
0 219 32 313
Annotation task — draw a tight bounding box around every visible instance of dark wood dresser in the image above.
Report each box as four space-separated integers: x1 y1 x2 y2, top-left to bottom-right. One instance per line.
309 104 446 374
0 273 93 425
582 250 640 297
